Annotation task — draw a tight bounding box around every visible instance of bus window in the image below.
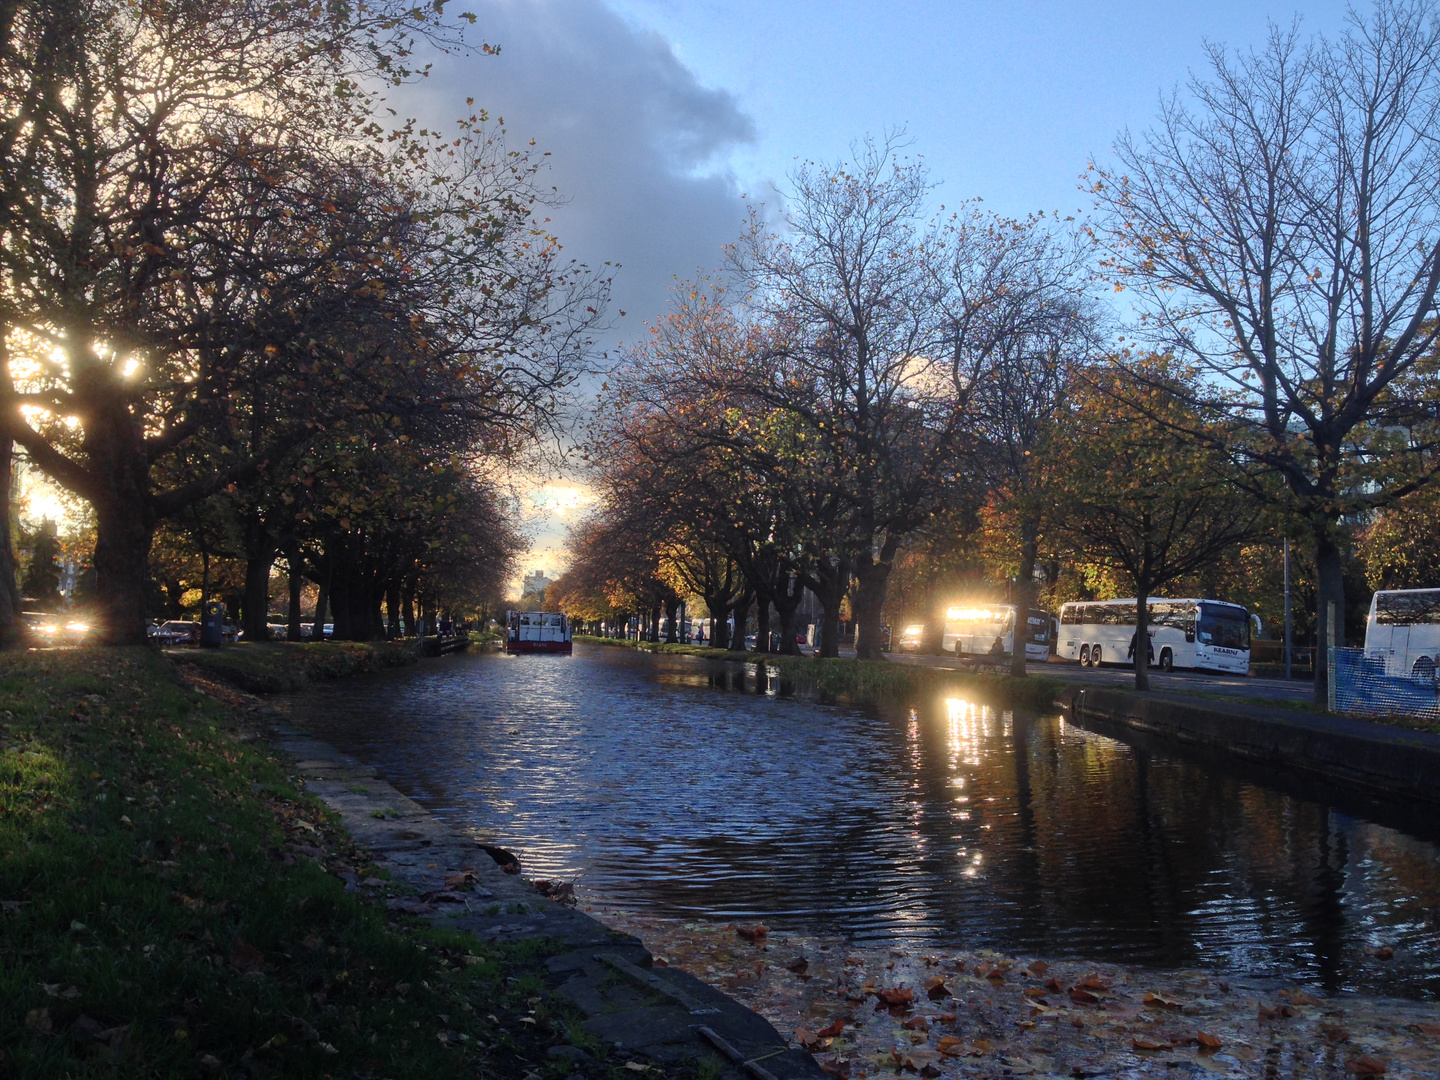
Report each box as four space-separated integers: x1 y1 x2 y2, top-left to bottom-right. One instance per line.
1197 604 1249 649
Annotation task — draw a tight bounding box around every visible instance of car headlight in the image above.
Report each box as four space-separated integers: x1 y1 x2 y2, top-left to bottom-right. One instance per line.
65 622 89 633
39 624 58 634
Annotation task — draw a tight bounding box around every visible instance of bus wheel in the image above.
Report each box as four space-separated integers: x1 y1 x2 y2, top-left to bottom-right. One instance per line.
1414 656 1436 682
1159 648 1173 673
1091 644 1102 666
1079 645 1090 667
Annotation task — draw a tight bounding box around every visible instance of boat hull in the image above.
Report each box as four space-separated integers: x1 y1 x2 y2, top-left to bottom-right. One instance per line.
504 639 573 655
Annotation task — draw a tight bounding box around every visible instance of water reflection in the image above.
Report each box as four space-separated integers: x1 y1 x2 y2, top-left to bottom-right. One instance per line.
283 646 1440 999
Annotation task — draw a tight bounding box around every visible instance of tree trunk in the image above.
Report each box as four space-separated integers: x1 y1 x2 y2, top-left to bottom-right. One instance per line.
809 557 849 658
1314 525 1346 706
284 538 304 642
703 593 729 650
402 576 417 637
853 541 898 660
420 593 436 637
92 492 156 645
0 439 21 647
648 602 661 643
1133 591 1152 692
774 574 804 655
1009 524 1039 678
664 597 679 643
83 374 156 645
753 590 772 652
241 511 277 642
386 579 401 639
311 542 332 643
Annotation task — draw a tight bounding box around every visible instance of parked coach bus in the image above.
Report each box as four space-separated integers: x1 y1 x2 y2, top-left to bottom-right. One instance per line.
1364 588 1440 679
1057 598 1250 674
943 605 1051 662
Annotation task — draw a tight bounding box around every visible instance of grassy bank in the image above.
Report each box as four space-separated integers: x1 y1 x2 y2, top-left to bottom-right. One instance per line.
0 648 609 1079
574 634 1066 711
167 640 420 694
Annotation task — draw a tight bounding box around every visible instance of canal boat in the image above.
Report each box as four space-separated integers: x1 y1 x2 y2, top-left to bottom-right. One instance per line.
504 610 573 655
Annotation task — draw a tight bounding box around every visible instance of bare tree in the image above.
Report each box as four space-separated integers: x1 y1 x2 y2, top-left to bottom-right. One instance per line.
1094 0 1440 701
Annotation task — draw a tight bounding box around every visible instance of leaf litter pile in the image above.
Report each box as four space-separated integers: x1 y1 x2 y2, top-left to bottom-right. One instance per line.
593 907 1440 1079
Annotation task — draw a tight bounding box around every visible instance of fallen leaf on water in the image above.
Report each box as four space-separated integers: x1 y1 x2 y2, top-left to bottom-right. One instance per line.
1346 1055 1387 1076
901 1016 928 1031
892 1046 941 1072
1027 960 1049 977
923 975 950 999
1375 946 1395 960
937 1037 964 1058
816 1018 846 1038
1258 1003 1297 1020
877 986 914 1006
1322 1025 1350 1043
1132 1037 1173 1052
1069 988 1099 1005
788 957 810 975
1143 992 1182 1008
1076 974 1111 991
1407 1022 1440 1036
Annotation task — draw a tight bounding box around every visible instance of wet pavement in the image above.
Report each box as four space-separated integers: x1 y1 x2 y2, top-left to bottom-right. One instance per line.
278 645 1440 1005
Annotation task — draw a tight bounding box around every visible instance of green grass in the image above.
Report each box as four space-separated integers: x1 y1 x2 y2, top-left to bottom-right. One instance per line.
167 640 420 694
0 648 610 1079
573 634 1066 710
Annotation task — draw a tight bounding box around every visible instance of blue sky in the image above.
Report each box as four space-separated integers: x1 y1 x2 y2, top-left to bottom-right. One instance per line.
404 0 1357 585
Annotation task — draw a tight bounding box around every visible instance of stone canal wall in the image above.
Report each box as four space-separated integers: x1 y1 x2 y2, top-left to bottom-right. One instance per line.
1062 686 1440 806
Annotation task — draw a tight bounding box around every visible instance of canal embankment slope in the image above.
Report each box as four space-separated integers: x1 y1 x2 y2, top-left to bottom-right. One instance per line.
1063 683 1440 807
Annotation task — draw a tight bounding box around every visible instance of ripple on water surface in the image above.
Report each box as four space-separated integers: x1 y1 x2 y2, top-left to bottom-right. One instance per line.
284 645 1440 999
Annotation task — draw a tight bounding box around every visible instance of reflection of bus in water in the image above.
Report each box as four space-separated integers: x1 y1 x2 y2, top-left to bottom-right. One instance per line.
943 605 1051 662
1364 588 1440 679
1057 598 1250 674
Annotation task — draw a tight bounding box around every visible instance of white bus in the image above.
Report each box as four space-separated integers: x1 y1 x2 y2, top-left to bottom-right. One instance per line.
1364 588 1440 679
943 605 1051 663
1057 598 1250 674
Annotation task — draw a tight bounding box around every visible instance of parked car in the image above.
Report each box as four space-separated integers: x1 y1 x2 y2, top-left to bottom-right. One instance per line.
152 620 200 646
897 623 925 652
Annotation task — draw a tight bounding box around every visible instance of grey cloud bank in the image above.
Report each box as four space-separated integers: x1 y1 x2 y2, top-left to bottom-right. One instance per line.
402 0 757 357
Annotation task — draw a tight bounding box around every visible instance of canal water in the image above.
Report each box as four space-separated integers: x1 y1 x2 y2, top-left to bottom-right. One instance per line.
284 645 1440 999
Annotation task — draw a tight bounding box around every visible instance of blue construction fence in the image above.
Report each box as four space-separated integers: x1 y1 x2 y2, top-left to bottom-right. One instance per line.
1329 647 1440 721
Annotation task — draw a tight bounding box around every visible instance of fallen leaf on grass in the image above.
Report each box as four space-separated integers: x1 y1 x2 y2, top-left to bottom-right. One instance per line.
1258 1003 1297 1020
1407 1022 1440 1036
901 1016 928 1031
734 923 768 940
444 871 477 889
1322 1025 1351 1043
923 975 951 999
229 939 265 973
1027 960 1049 977
788 956 810 974
1143 992 1182 1008
1076 974 1111 991
1197 1032 1222 1049
1069 988 1100 1005
796 1027 820 1050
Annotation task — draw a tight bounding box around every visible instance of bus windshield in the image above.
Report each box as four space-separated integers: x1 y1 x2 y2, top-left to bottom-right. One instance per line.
1197 604 1249 650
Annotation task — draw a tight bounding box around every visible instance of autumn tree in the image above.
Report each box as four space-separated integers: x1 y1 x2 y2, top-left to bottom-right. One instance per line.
1053 363 1267 690
0 0 604 644
1094 0 1440 700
